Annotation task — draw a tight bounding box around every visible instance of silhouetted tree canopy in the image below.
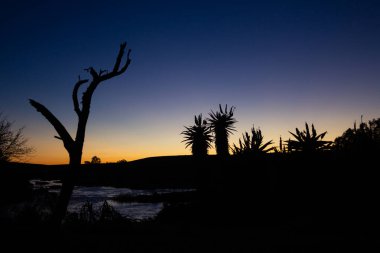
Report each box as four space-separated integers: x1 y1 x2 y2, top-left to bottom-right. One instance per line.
116 159 128 164
91 156 101 164
85 155 102 164
0 114 33 163
334 118 380 154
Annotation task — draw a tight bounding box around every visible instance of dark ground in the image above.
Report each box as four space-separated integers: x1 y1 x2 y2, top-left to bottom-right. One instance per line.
0 154 379 252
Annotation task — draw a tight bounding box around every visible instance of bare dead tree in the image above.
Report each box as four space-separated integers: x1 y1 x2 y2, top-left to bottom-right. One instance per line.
29 42 131 228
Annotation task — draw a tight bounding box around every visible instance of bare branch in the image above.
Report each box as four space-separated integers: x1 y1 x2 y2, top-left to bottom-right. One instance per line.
112 42 127 73
85 67 99 80
99 69 108 76
90 67 99 79
100 43 132 81
72 77 89 117
118 48 132 73
29 99 74 152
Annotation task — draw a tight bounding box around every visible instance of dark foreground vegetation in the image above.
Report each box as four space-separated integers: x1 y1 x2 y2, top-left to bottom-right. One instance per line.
1 114 379 251
1 151 378 252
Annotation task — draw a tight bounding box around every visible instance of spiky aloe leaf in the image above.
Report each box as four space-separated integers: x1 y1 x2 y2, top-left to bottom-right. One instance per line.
286 122 332 153
232 124 274 155
181 114 213 156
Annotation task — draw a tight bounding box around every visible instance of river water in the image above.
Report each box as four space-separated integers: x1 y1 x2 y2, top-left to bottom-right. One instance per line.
30 179 194 220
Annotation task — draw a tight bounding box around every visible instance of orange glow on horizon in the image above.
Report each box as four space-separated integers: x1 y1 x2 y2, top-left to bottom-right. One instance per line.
24 110 373 165
26 131 340 165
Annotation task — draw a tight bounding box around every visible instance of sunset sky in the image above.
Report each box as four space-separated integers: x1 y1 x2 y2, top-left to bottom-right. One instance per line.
1 0 380 164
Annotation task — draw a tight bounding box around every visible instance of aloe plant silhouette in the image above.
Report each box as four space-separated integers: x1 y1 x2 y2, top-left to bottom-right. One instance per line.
286 123 332 153
232 125 274 155
208 104 237 157
181 114 213 157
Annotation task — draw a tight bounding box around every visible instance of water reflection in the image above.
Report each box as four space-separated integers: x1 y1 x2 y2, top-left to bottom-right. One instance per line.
30 179 61 193
68 186 166 220
30 180 193 220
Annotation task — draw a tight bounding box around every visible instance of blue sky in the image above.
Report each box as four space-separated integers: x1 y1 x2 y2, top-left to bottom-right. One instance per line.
1 0 380 164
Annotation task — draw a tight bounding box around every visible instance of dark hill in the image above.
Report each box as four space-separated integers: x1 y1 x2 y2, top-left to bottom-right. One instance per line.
1 156 211 188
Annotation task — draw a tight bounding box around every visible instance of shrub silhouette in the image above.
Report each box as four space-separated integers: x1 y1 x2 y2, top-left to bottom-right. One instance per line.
232 125 274 155
369 118 380 142
79 201 97 224
286 123 332 153
181 114 213 157
66 201 122 225
208 104 237 157
98 200 123 222
334 117 380 154
116 159 128 164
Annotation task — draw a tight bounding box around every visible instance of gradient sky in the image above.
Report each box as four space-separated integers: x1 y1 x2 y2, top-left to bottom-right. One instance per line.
1 0 380 164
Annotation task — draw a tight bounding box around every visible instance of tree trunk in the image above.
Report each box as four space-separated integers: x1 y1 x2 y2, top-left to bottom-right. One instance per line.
50 152 81 229
50 172 74 229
